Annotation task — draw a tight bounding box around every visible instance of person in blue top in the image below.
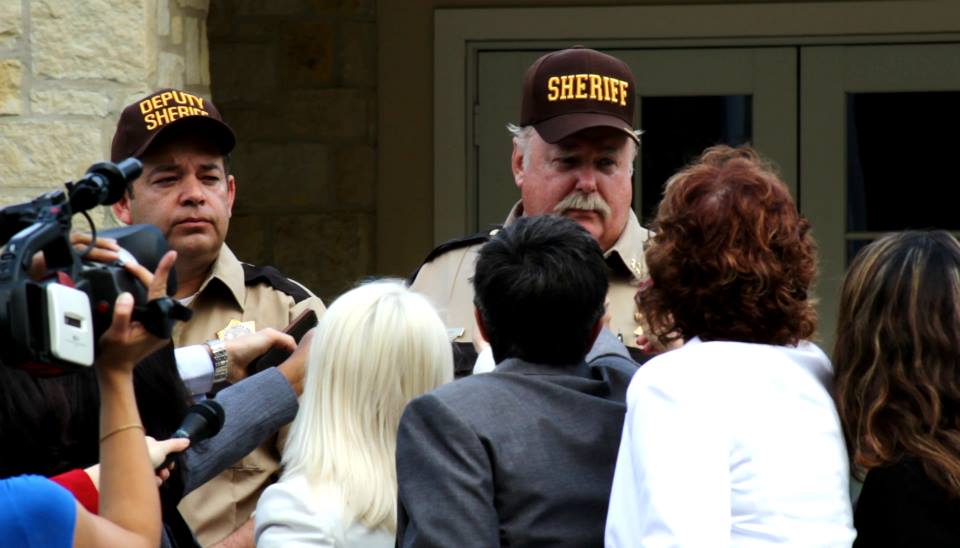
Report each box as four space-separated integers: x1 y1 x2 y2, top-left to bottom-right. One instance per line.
0 475 79 546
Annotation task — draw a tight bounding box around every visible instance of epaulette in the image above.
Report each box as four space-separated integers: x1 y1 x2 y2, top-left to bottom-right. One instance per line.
241 263 311 304
408 226 502 284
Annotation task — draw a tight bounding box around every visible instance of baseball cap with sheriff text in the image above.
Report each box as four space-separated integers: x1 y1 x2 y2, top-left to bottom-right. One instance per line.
520 46 639 144
110 89 236 162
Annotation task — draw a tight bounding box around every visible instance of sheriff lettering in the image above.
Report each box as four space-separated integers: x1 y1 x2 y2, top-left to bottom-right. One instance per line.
546 74 629 106
139 90 209 130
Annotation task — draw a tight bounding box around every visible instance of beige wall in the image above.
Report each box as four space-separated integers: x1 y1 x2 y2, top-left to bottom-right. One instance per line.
209 0 376 303
0 0 376 304
0 0 212 226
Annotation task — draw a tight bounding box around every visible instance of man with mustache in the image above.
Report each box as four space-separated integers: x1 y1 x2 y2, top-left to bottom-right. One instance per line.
110 89 325 547
411 46 654 372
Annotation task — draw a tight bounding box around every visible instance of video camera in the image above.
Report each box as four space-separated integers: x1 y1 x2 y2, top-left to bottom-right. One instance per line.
0 159 192 375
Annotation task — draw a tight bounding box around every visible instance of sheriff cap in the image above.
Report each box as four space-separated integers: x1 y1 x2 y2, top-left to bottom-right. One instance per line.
111 88 236 162
520 46 638 144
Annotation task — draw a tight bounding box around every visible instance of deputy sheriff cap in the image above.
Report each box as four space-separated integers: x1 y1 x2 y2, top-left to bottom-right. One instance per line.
520 46 639 144
111 88 236 162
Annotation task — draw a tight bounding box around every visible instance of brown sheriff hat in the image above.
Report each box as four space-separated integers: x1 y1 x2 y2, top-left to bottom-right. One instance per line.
520 46 638 144
110 88 236 162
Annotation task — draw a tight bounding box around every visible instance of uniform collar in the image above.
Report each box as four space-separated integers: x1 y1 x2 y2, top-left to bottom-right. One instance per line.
503 201 524 226
505 200 651 282
193 243 245 309
607 209 651 282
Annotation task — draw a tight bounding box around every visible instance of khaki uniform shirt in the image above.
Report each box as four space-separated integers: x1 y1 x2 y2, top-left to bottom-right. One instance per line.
411 203 652 359
175 244 324 546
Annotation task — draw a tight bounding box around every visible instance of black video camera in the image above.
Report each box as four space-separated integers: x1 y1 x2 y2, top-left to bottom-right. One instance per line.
0 159 192 375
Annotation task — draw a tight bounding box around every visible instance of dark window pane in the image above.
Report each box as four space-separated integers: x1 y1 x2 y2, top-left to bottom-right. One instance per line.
640 95 752 224
847 92 960 232
846 238 875 266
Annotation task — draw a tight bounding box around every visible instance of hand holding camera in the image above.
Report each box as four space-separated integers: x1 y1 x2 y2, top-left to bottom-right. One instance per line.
0 158 191 374
95 250 177 375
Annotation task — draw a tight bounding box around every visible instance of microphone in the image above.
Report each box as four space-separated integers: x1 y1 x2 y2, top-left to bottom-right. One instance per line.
157 400 225 471
68 158 142 213
174 399 225 439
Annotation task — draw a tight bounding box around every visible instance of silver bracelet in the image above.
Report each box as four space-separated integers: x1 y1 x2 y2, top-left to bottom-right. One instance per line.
206 338 229 383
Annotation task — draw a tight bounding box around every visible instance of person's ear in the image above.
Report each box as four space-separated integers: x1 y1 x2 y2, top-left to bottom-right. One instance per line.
587 315 604 349
474 307 490 343
226 174 236 217
511 140 525 190
112 191 133 225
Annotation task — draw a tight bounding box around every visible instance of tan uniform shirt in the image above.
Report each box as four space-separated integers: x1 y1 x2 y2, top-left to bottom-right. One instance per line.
411 202 652 353
175 244 325 546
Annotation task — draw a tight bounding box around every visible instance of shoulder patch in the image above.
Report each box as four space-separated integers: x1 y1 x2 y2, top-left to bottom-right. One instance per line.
241 263 311 304
408 226 502 284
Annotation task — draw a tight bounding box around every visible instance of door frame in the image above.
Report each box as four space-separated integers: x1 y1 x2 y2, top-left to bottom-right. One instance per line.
434 0 960 244
800 42 960 349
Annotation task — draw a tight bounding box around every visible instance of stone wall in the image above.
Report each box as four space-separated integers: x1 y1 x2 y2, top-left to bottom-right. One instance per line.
0 0 212 227
208 0 377 303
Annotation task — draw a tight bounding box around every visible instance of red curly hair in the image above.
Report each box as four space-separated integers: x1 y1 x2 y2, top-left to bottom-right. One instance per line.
640 145 818 345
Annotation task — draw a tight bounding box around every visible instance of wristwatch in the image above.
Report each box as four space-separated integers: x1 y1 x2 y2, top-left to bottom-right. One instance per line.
206 338 229 383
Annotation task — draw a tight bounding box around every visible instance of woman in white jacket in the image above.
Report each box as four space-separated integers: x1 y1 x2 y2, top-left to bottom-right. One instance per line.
605 146 855 547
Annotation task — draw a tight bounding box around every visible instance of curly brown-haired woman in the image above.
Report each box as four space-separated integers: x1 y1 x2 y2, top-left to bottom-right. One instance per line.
834 230 960 547
606 145 855 546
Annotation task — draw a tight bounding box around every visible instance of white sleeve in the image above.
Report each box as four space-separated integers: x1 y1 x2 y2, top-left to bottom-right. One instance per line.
174 345 214 398
255 482 336 548
472 345 496 375
605 368 731 547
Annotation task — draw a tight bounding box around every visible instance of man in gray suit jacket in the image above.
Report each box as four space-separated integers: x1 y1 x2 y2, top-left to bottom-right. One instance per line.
396 215 638 547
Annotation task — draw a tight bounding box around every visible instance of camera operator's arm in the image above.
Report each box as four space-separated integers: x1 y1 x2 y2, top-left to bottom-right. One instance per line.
71 251 175 548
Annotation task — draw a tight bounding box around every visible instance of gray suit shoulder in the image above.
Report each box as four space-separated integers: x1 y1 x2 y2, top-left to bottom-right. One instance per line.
587 356 638 403
587 328 632 360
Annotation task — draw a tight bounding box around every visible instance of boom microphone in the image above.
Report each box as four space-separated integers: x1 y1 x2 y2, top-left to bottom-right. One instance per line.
157 400 225 471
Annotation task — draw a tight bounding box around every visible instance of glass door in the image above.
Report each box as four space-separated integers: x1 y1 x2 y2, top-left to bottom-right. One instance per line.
801 43 960 348
621 48 796 224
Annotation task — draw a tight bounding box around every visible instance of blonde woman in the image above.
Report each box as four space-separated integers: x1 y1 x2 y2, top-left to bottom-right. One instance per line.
254 281 453 547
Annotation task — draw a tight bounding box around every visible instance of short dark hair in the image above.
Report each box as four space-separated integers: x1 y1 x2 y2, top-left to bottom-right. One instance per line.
473 214 608 365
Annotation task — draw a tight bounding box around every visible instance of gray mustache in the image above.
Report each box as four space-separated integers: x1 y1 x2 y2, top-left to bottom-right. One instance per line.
553 192 612 219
